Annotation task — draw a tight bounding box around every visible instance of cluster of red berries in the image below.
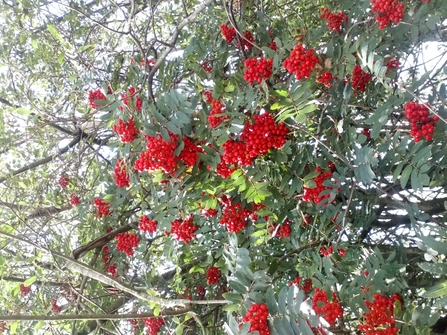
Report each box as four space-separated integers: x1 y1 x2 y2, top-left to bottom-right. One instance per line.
241 112 288 156
219 200 252 232
201 206 218 217
20 283 31 296
113 117 139 143
135 133 201 174
289 276 313 295
283 44 319 80
201 61 212 72
269 220 292 238
120 86 142 112
320 245 346 258
140 58 155 68
69 194 80 206
51 299 62 313
135 134 177 173
94 198 111 217
312 288 343 326
88 89 107 109
239 30 254 52
303 168 334 204
320 7 348 33
358 293 402 334
58 175 70 188
113 158 130 188
404 101 439 142
197 285 206 298
267 30 277 51
139 215 157 233
352 65 373 93
208 97 228 128
243 57 273 85
221 24 236 43
206 266 221 285
170 217 198 244
362 128 372 141
221 112 288 169
115 232 139 256
143 317 164 335
216 160 237 178
317 71 334 87
102 243 119 277
371 0 404 29
242 303 271 335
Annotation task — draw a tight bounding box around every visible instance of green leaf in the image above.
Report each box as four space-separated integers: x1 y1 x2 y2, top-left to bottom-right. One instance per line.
15 108 33 115
222 304 240 312
222 292 243 303
400 165 412 189
24 276 37 286
418 262 447 275
47 24 66 45
422 280 447 298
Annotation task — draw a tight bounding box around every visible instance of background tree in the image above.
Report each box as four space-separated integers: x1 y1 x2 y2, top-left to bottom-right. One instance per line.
0 0 447 334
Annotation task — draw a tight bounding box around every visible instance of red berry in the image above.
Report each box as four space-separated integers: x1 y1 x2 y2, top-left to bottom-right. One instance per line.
206 266 221 285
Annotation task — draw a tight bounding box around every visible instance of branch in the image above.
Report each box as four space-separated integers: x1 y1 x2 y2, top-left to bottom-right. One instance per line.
0 135 81 184
0 308 192 322
147 0 214 81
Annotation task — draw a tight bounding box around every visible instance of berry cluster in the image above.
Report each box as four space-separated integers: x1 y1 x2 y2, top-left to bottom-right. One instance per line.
268 30 277 51
243 57 273 85
135 134 177 173
358 294 402 335
352 65 373 93
269 220 292 238
289 276 313 295
139 215 157 233
206 266 221 285
320 245 333 256
404 101 439 142
361 128 372 141
201 207 218 217
113 158 130 188
51 299 62 313
135 133 201 174
222 140 253 167
320 8 348 33
170 217 198 244
113 117 139 143
69 194 80 206
216 160 236 178
143 317 164 335
241 112 288 157
371 0 404 29
88 89 107 109
312 288 343 326
303 167 334 204
120 86 142 112
197 285 206 298
219 200 251 232
208 96 228 128
201 61 212 72
239 30 254 52
221 24 236 43
283 44 319 80
242 303 271 335
58 175 70 188
20 283 31 296
115 232 140 256
94 198 111 217
317 71 334 87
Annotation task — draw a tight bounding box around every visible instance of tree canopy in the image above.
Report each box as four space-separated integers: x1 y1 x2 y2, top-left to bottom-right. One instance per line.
0 0 447 334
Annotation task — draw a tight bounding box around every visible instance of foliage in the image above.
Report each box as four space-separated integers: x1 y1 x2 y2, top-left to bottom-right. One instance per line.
0 0 447 334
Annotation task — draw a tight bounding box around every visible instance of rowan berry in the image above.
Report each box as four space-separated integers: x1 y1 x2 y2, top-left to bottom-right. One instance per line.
289 276 313 294
243 57 273 85
303 167 334 204
113 158 130 188
20 284 32 296
352 65 372 93
312 288 343 326
113 116 139 143
358 293 401 334
242 303 271 335
88 89 107 109
120 86 142 112
206 266 221 285
69 194 80 206
221 24 236 43
58 175 70 188
404 101 438 142
320 7 348 33
371 0 404 29
139 215 157 233
143 317 164 335
170 217 198 244
93 198 111 217
115 232 140 256
284 44 319 80
317 71 334 87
